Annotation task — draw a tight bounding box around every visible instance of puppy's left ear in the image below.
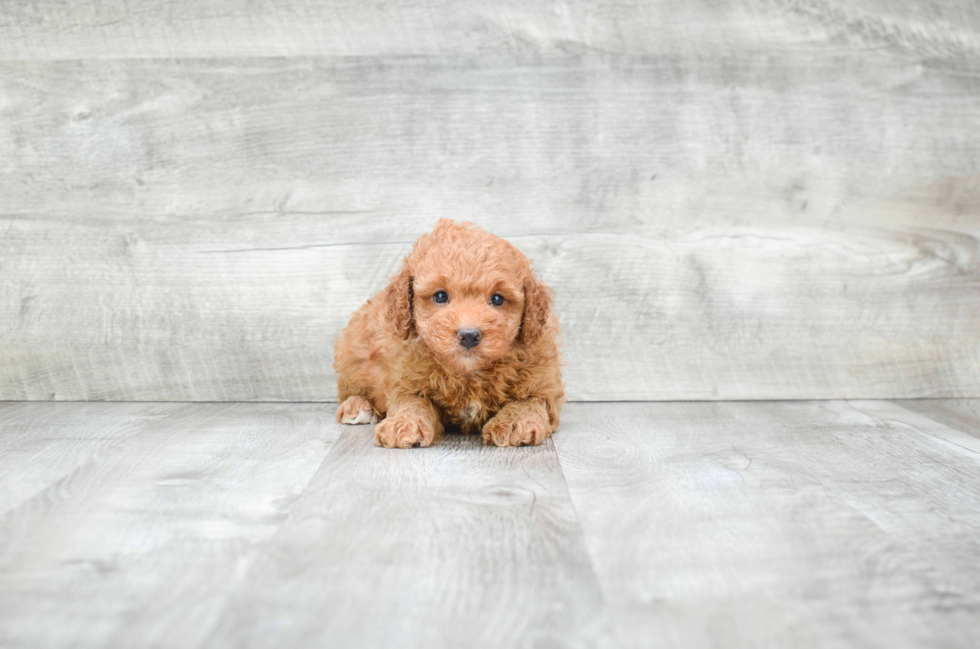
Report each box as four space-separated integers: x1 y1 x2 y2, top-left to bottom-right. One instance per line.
383 265 415 340
519 272 553 345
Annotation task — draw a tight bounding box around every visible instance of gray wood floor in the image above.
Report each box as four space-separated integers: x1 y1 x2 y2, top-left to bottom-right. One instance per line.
1 400 978 648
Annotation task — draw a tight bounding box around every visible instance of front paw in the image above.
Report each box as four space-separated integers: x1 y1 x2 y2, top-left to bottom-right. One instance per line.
375 413 436 449
336 396 379 424
482 412 549 447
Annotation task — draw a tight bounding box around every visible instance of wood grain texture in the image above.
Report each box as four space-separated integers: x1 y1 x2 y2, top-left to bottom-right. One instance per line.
0 402 340 649
205 426 615 649
1 0 979 60
554 401 980 648
2 400 980 647
895 399 980 440
0 401 183 514
2 50 980 401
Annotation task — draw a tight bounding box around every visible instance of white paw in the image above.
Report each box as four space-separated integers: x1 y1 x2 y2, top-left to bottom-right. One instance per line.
346 408 379 424
336 396 380 425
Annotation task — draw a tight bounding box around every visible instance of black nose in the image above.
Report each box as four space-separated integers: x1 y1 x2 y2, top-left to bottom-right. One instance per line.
457 328 482 349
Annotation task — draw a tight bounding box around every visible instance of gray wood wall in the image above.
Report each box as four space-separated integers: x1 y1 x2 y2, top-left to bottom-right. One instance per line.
2 1 979 401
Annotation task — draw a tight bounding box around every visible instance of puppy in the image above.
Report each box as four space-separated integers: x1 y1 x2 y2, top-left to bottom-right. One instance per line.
334 220 564 448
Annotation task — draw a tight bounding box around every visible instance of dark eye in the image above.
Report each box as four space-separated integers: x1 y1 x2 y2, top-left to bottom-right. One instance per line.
432 291 449 304
490 293 505 306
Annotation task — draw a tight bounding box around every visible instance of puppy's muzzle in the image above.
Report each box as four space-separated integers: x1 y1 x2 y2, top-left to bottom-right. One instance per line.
457 328 482 349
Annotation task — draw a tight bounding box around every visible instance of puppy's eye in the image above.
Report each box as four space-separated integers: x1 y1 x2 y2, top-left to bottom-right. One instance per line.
432 291 449 304
490 293 505 306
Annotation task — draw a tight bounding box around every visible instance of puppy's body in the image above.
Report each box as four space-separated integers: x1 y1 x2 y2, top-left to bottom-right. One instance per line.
334 220 564 447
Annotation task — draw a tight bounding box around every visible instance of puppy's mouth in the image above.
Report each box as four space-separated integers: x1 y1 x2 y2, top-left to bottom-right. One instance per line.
456 347 484 362
419 327 497 373
448 346 489 372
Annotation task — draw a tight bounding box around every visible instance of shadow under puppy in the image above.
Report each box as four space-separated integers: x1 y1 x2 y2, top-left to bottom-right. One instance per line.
334 220 564 448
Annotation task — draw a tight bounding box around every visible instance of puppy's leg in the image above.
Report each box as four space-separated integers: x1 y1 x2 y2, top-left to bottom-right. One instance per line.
482 399 553 447
375 398 444 449
336 396 380 424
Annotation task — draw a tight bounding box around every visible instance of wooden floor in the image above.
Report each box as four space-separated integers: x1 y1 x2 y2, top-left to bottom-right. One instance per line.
1 400 978 648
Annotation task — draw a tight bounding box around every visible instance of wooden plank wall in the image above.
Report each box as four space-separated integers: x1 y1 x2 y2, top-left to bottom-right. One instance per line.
1 1 979 401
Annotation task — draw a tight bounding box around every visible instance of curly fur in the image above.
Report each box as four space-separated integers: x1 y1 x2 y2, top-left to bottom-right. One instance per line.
334 220 565 448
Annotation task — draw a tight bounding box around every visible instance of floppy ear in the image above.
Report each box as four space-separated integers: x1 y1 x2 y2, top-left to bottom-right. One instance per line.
383 265 414 340
519 273 553 344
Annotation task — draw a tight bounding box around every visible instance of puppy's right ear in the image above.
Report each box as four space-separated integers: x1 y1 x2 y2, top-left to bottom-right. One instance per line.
383 265 414 340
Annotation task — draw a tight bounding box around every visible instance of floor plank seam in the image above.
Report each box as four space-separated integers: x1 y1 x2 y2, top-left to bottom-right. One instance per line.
550 436 627 649
191 421 353 649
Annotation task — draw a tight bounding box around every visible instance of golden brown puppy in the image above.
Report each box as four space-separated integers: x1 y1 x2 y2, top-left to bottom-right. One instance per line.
334 220 564 448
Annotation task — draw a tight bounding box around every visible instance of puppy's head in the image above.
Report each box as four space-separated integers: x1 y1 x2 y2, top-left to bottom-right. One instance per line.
384 220 552 373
